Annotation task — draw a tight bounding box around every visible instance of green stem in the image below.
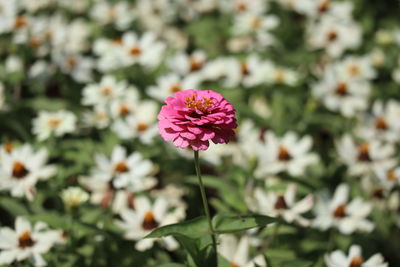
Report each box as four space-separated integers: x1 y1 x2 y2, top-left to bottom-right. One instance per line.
194 150 218 265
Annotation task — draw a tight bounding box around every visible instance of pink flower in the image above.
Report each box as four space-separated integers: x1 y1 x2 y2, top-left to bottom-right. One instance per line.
157 89 237 151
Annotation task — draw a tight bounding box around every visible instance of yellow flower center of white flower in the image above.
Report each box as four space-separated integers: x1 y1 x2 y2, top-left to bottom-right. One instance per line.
348 65 360 77
386 170 397 181
18 231 35 248
137 123 149 132
375 117 388 130
130 46 141 56
274 195 288 210
357 143 371 162
3 142 13 153
170 84 182 93
327 31 338 42
333 204 346 218
349 257 364 267
189 58 203 72
48 118 61 128
278 146 292 162
114 161 129 173
101 87 112 96
12 161 29 179
230 261 240 267
119 104 130 116
15 16 27 28
335 82 348 97
142 211 159 230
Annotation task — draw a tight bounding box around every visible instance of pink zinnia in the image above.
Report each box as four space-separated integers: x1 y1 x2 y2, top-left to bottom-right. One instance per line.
157 89 237 151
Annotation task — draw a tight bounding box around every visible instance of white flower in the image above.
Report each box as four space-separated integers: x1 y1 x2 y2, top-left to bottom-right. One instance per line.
218 235 266 267
232 13 279 39
167 50 207 76
82 75 127 106
61 187 89 209
111 100 159 144
255 131 318 178
147 73 200 101
312 69 370 117
32 110 77 141
90 1 135 30
53 53 94 83
356 100 400 143
336 135 396 177
0 144 56 200
115 196 183 251
325 245 388 267
91 145 157 191
374 166 400 191
82 105 111 129
5 55 23 73
250 184 313 226
334 56 377 82
109 87 141 119
0 0 18 34
307 16 361 58
313 184 374 234
0 217 64 267
219 0 267 15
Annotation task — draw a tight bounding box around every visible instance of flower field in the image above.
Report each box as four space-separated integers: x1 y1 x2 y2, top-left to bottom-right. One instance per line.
0 0 400 266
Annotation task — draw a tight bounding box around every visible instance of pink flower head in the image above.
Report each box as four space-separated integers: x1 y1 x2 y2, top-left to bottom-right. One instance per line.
157 89 237 151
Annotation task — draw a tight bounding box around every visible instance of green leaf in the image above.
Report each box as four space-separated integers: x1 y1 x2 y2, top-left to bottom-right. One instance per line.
278 259 313 267
157 264 187 267
213 214 277 233
145 216 209 239
0 197 30 216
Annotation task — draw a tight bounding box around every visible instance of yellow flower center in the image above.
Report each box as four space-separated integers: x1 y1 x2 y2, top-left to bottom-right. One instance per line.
114 161 129 173
142 211 159 230
12 161 30 179
18 231 35 248
185 94 213 113
349 257 364 267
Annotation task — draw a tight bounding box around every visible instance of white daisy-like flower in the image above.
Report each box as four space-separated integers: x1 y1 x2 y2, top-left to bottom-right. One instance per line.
90 1 135 30
334 56 377 82
307 16 361 58
53 53 94 83
218 235 266 267
336 135 396 177
0 217 64 267
147 73 200 101
0 144 56 200
313 184 374 234
61 186 89 209
374 166 400 191
255 131 319 178
109 87 141 119
232 13 279 39
82 75 127 106
250 184 313 226
32 110 77 141
115 196 184 251
111 100 159 144
91 145 157 191
356 100 400 143
119 31 165 69
167 50 207 76
312 69 370 117
82 105 111 129
325 245 388 267
219 0 267 15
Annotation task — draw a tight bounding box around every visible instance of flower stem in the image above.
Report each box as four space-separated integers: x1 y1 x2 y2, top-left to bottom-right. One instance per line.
194 150 218 265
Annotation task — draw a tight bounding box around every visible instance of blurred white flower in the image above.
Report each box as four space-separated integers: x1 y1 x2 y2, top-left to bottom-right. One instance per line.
32 110 77 141
0 217 64 267
147 73 200 101
313 184 374 234
82 75 126 106
218 235 266 267
250 184 314 226
312 69 370 117
336 135 396 176
61 186 89 209
90 145 157 191
115 196 184 251
167 50 207 77
325 245 388 267
0 144 56 200
255 131 319 178
334 56 377 82
90 1 135 30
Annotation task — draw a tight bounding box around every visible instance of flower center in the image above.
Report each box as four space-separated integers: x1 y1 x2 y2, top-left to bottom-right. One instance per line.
185 94 213 113
387 170 397 181
119 104 130 116
29 38 40 47
357 143 371 162
101 87 112 96
373 188 384 199
170 84 182 93
15 16 27 28
274 195 288 210
189 58 203 72
137 123 149 132
251 17 262 29
18 231 35 248
333 204 346 218
375 117 388 130
327 31 338 42
278 146 292 161
4 142 13 153
130 46 141 55
230 262 240 267
318 0 330 13
236 2 247 12
114 161 129 173
48 118 61 128
275 68 285 83
12 161 30 179
67 57 77 69
348 65 360 77
240 61 249 76
335 82 348 96
349 257 364 267
142 211 159 230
